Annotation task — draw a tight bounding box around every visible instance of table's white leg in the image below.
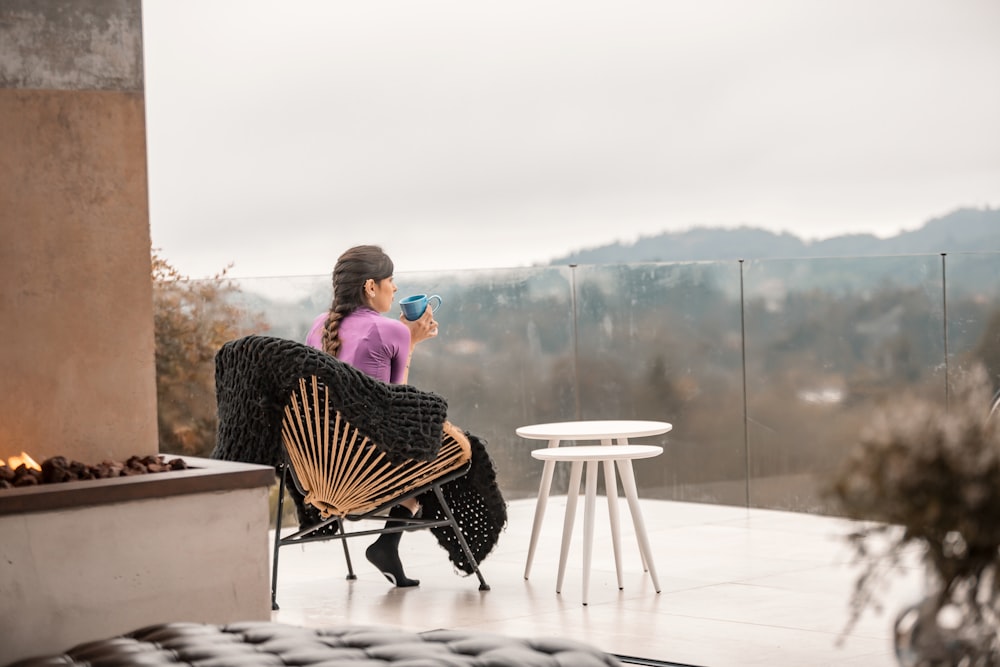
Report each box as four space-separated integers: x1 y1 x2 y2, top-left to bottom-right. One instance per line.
617 458 661 593
525 437 561 579
618 436 648 572
556 460 583 595
604 458 624 590
582 460 599 606
603 437 627 583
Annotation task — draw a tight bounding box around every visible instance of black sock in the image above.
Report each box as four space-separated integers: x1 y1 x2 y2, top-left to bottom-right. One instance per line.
366 505 420 587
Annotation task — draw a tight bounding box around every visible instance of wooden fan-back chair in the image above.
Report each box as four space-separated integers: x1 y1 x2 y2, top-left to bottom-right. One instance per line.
271 375 487 608
211 336 497 612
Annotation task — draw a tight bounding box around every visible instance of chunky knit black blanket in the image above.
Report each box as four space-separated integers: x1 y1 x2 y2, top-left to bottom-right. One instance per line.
211 335 507 574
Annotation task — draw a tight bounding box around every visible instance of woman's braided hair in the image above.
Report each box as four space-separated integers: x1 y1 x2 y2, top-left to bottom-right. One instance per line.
321 245 394 358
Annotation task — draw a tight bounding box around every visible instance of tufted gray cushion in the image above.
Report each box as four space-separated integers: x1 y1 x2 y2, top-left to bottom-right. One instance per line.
5 621 623 667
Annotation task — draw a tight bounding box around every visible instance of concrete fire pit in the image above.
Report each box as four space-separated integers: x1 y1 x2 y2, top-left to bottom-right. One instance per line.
0 456 275 665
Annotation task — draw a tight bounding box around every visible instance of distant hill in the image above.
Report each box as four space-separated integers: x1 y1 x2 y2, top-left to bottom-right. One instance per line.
549 207 1000 265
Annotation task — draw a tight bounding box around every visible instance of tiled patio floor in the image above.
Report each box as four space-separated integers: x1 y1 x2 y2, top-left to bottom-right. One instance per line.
271 497 923 666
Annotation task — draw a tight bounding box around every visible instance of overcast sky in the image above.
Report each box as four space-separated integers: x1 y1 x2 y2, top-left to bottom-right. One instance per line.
141 0 1000 279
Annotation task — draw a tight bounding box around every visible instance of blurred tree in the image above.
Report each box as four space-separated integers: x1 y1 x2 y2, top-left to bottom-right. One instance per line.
972 309 1000 387
152 248 268 457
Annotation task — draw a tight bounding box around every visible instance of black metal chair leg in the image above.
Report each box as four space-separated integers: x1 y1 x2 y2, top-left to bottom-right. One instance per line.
271 465 287 610
433 485 490 591
339 520 356 580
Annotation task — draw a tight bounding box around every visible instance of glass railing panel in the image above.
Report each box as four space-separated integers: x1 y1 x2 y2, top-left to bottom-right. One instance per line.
741 255 946 513
942 253 1000 385
151 273 326 457
156 268 576 500
228 275 330 341
572 262 747 505
395 267 577 500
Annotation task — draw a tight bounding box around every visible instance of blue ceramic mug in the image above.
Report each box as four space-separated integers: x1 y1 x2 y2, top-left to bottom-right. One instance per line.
399 293 442 321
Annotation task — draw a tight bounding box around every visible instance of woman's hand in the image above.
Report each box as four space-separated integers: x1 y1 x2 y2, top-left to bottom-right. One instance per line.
401 307 438 345
398 308 437 385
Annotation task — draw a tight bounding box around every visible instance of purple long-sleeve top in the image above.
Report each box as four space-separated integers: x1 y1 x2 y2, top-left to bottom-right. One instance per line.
305 308 411 384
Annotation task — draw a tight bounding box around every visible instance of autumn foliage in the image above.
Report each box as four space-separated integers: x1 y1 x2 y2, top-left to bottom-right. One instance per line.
152 249 267 457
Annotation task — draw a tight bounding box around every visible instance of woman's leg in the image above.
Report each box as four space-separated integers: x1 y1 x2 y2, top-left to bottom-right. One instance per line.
366 498 421 587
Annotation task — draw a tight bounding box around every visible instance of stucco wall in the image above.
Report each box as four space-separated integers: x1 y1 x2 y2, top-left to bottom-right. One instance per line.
0 0 158 462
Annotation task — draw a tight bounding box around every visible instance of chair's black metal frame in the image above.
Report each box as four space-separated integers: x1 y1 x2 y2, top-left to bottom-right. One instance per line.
269 378 490 610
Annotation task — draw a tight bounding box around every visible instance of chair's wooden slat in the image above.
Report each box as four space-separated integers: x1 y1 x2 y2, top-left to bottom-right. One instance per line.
298 377 320 507
281 391 312 498
307 377 330 509
336 425 385 511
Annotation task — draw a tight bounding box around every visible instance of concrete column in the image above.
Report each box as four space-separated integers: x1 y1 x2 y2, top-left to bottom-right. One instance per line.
0 0 158 463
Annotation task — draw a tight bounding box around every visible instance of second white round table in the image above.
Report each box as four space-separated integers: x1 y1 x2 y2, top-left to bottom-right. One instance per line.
531 444 664 605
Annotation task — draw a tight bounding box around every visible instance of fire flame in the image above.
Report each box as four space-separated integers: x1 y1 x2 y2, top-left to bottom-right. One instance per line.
7 451 41 471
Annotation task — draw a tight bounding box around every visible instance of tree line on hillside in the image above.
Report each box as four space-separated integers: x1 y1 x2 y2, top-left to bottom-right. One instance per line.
550 207 1000 266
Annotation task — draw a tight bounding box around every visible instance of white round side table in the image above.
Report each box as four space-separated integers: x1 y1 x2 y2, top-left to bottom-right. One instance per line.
516 420 672 580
